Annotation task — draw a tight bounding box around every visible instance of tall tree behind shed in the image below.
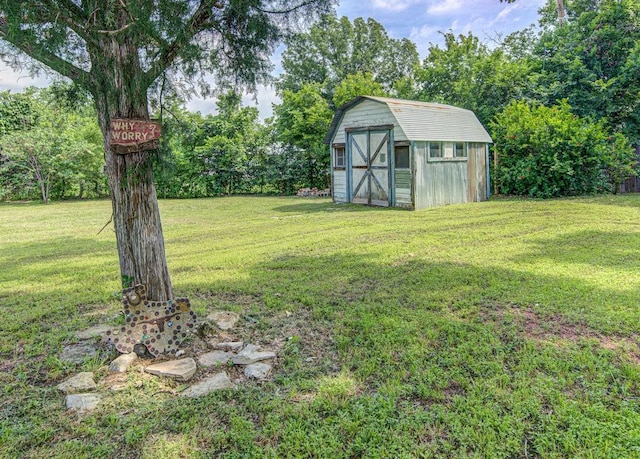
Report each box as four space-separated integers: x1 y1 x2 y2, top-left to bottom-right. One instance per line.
0 0 333 300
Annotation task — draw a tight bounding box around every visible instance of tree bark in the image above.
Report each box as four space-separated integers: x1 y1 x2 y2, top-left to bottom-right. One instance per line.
89 20 173 301
556 0 565 26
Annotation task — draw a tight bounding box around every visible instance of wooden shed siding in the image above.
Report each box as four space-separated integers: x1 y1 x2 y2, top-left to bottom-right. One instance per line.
333 170 348 202
332 100 406 144
394 169 412 207
425 162 468 208
414 141 468 209
466 143 488 202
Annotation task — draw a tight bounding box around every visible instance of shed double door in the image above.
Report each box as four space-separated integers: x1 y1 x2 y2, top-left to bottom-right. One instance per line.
348 129 391 207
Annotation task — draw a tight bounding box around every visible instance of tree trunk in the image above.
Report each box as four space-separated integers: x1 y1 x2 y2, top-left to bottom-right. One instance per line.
557 0 565 26
89 27 173 301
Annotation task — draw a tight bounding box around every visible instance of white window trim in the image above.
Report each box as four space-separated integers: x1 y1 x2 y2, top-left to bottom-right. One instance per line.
428 141 467 162
333 144 346 169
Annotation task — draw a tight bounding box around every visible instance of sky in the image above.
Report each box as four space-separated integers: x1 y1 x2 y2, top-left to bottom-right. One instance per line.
0 0 546 119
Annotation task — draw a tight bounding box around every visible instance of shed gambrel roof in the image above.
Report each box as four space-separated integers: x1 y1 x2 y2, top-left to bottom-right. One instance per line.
324 96 493 144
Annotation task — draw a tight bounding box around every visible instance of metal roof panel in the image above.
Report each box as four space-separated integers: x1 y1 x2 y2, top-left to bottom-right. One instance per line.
325 96 493 144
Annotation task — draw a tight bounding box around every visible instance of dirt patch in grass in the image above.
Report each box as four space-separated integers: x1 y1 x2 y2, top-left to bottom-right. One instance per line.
515 309 590 341
481 303 640 365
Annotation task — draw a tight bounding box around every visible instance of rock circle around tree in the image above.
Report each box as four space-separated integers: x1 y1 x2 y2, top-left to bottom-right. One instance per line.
58 310 277 412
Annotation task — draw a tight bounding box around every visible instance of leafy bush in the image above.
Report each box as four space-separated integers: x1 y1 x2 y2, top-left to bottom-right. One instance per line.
491 100 636 198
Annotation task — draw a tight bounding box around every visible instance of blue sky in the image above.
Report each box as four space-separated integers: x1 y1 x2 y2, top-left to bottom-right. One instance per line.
338 0 545 56
0 0 546 118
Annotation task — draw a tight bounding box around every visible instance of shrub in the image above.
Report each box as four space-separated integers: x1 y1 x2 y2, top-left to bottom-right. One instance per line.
491 100 635 198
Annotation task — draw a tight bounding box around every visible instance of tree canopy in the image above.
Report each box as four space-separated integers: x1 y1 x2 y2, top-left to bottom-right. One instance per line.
277 14 419 106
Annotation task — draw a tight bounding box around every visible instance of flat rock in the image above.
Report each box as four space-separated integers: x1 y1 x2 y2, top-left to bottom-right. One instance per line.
75 324 112 340
211 341 244 352
66 393 102 412
198 351 235 367
57 372 97 394
232 344 276 365
109 352 138 373
180 372 235 398
60 342 97 364
145 358 197 381
244 363 272 380
207 311 240 330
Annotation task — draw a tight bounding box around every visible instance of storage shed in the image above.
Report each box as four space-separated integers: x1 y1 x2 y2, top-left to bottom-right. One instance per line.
325 96 493 210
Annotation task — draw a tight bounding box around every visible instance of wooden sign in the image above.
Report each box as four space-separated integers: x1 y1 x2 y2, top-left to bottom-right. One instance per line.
110 118 162 154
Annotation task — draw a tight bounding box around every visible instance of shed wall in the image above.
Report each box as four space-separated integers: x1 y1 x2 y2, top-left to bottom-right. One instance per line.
414 141 468 210
333 170 348 202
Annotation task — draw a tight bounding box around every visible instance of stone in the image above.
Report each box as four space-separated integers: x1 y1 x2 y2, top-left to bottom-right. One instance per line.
75 324 113 340
198 351 235 367
211 341 244 352
109 352 138 373
244 363 272 380
60 342 97 364
207 311 240 330
57 372 97 394
232 344 276 365
180 372 235 398
66 393 102 412
145 358 197 381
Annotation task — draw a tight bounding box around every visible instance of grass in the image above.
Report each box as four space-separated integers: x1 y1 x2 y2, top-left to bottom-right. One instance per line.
0 195 639 458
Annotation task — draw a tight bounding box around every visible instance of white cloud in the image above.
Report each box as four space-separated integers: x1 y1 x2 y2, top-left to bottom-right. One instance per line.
409 25 441 56
373 0 419 12
410 24 439 42
0 64 54 92
491 3 521 26
427 0 463 15
245 84 281 121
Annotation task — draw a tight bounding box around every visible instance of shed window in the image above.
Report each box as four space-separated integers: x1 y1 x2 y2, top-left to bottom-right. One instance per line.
429 142 442 158
334 146 346 168
395 145 410 169
429 141 467 161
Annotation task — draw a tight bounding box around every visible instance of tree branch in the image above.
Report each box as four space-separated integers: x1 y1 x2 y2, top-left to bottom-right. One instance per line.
50 0 88 23
257 0 324 15
0 17 91 87
34 2 97 47
144 0 222 86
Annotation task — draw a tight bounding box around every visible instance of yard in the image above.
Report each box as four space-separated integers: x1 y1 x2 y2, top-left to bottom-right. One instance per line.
0 195 639 458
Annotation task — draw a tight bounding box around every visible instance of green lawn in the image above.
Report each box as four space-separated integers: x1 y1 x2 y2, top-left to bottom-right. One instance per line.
1 195 639 458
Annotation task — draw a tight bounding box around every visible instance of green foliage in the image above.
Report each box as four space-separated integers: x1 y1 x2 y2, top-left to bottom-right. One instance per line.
0 86 107 203
0 89 39 135
278 14 419 105
272 83 333 189
491 99 635 197
533 0 640 139
154 93 272 198
416 32 532 126
332 72 387 108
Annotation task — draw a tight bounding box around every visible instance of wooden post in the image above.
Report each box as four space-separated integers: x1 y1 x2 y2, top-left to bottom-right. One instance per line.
493 148 499 196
